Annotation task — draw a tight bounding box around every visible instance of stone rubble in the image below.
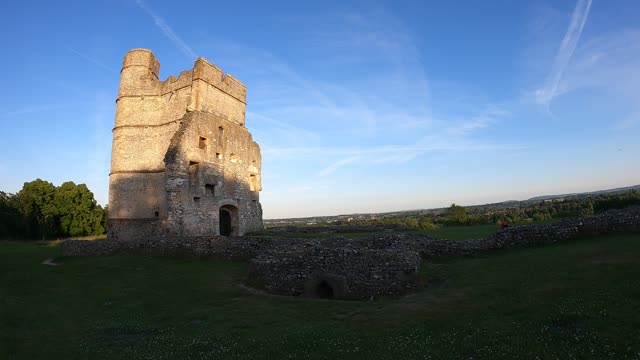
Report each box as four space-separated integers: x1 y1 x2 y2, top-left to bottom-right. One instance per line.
61 206 640 299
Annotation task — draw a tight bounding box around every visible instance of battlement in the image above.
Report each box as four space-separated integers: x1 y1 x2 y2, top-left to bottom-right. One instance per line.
117 49 247 126
122 48 160 78
192 57 246 103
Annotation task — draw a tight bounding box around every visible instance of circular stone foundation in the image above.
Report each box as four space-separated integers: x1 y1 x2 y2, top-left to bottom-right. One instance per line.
247 245 421 300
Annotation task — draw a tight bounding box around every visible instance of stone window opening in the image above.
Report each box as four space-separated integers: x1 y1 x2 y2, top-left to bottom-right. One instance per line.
216 152 222 159
154 211 159 217
316 281 334 299
198 136 207 150
217 126 224 145
230 153 237 163
193 197 200 204
249 174 257 191
205 184 215 196
188 161 199 186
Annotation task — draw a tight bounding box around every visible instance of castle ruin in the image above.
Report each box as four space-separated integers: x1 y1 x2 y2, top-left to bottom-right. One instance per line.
108 49 263 240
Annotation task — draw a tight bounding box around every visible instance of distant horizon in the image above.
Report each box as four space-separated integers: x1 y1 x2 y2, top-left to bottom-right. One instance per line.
263 182 640 220
2 0 639 219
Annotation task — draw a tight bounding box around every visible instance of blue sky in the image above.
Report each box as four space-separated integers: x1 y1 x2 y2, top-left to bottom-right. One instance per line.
1 0 639 218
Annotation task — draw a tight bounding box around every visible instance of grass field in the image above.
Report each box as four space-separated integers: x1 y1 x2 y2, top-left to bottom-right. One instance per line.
421 224 501 240
254 224 502 240
257 223 508 241
1 231 640 359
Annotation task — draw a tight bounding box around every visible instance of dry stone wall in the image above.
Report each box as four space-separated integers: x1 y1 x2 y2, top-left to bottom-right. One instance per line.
63 206 640 299
249 246 421 299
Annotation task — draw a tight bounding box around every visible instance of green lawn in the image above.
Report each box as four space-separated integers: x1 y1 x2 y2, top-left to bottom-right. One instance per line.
422 224 501 240
255 225 500 240
1 232 640 359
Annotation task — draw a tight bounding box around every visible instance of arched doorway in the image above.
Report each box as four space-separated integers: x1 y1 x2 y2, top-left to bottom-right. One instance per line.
219 204 239 237
316 280 334 299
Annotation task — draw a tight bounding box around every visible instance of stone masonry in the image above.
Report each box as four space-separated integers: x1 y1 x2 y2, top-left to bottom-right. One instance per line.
109 49 263 240
62 206 640 299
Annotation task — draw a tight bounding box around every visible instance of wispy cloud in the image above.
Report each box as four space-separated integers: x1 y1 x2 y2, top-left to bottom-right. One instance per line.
446 117 493 136
205 9 517 180
0 104 66 119
247 111 320 145
135 0 197 60
615 112 640 130
318 156 362 176
533 0 592 108
562 30 640 95
67 47 117 73
266 141 523 162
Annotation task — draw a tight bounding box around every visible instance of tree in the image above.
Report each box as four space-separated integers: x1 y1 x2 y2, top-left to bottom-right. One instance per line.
418 215 438 230
446 203 468 225
101 205 109 233
403 217 419 228
15 179 58 239
3 179 107 240
54 182 105 237
0 191 29 239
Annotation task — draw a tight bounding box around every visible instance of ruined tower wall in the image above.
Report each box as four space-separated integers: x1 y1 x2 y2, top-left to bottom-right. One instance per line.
109 49 250 222
164 111 262 236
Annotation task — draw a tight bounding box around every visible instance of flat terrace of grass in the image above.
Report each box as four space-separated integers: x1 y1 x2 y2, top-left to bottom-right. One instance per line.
1 232 640 359
421 224 501 240
255 224 502 240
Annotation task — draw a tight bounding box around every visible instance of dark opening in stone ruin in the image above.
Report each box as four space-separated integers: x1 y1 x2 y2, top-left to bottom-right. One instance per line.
219 204 239 237
316 280 334 299
250 174 257 191
188 161 199 186
205 184 215 196
217 126 224 145
220 209 232 236
198 136 207 149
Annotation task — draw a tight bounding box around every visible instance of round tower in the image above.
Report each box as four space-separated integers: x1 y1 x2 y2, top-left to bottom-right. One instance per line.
118 49 159 96
109 49 167 225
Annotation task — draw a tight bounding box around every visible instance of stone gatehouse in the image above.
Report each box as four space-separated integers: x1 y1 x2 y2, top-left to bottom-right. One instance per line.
108 49 263 240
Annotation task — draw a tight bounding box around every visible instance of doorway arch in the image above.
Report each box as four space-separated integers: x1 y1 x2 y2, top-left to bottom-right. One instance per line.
219 204 239 237
316 280 334 299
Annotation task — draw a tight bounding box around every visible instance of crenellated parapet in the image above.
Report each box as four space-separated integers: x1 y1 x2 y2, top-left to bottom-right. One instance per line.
116 48 247 127
192 57 246 103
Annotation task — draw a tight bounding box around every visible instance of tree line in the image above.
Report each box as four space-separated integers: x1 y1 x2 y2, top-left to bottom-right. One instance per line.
333 190 640 229
0 179 107 240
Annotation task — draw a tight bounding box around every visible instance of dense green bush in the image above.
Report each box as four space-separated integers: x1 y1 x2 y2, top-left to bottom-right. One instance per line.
0 179 106 240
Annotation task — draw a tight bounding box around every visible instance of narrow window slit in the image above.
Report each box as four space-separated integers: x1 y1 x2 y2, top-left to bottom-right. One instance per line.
198 136 207 149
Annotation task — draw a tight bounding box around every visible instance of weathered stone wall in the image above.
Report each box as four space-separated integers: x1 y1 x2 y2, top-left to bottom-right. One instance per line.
107 219 169 242
164 111 262 236
108 48 263 239
64 206 640 299
487 206 640 249
109 173 168 219
249 246 421 299
61 236 265 259
398 205 640 258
